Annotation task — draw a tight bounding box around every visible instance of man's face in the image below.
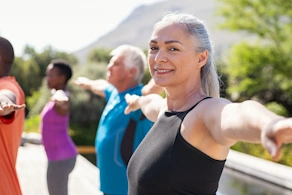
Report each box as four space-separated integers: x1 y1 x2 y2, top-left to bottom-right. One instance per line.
106 54 129 87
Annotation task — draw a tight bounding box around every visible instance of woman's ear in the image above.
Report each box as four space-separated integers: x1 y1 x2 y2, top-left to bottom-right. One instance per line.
197 50 208 68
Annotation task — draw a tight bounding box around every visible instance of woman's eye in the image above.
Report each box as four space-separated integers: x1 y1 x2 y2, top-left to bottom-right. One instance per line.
150 46 158 50
170 47 179 51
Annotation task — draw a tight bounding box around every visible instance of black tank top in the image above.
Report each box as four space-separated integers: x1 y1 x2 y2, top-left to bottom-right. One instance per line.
127 97 225 195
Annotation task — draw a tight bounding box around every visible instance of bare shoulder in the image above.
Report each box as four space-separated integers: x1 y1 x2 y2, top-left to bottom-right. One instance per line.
185 97 233 136
196 97 233 124
195 97 232 113
181 97 233 159
181 97 230 123
205 97 231 105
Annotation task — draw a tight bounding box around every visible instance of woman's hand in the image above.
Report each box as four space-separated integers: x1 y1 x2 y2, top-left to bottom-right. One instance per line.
261 118 292 161
124 94 141 115
51 89 69 102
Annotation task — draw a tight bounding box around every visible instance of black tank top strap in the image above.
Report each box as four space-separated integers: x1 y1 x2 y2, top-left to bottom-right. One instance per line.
165 96 212 120
184 96 212 115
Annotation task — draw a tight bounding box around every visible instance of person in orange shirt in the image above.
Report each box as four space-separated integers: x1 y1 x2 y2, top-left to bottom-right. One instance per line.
0 36 26 195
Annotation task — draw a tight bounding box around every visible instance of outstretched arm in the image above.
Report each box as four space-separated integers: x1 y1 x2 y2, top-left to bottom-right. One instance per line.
142 78 164 96
74 77 110 97
124 94 164 122
0 89 25 122
204 98 292 161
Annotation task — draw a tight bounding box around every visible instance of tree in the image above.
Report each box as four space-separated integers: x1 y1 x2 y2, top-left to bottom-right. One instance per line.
23 45 78 78
216 0 292 115
11 57 41 96
87 48 112 63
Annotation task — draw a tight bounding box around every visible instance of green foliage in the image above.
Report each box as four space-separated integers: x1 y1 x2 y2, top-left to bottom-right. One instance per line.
231 142 272 160
69 123 97 146
67 62 108 145
22 45 78 80
69 62 107 125
73 61 107 80
26 90 41 114
216 0 292 41
217 0 292 115
265 102 288 116
223 43 282 100
11 57 41 97
27 80 52 117
87 48 112 63
279 144 292 166
231 142 292 166
24 115 41 133
141 68 152 85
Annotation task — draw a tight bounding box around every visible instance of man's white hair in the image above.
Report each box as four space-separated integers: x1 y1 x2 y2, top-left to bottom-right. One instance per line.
110 44 146 83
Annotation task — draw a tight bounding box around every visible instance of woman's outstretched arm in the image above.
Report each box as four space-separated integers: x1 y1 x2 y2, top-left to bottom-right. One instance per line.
124 93 164 122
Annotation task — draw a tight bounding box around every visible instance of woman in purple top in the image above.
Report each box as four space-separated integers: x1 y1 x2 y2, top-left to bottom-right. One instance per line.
40 59 78 195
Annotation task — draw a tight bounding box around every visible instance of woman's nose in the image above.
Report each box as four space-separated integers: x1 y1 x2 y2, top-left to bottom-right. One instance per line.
155 50 167 63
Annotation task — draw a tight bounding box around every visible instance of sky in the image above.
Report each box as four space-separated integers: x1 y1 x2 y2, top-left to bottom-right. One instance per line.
0 0 165 56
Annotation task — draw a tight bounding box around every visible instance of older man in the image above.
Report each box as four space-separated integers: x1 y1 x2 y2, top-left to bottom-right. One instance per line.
74 44 162 195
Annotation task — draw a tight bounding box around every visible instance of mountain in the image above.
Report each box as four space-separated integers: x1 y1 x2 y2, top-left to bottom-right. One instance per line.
74 0 244 64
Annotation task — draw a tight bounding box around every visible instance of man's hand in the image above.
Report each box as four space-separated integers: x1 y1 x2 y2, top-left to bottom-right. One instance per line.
73 77 92 90
0 94 25 116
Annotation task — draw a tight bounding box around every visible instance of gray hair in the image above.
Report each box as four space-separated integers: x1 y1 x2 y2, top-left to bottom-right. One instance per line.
110 45 146 83
154 12 220 98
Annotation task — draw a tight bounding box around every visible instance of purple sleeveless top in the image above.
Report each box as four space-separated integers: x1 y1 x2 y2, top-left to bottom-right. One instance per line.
41 101 77 161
